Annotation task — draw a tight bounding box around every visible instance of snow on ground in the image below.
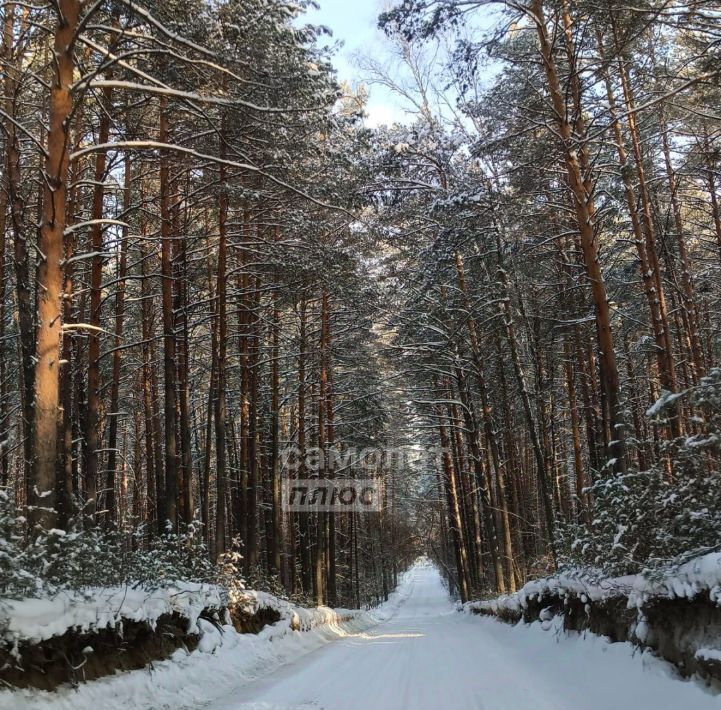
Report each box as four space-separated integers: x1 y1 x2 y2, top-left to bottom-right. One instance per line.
1 582 224 650
5 562 720 709
213 563 718 710
466 552 721 620
2 573 412 710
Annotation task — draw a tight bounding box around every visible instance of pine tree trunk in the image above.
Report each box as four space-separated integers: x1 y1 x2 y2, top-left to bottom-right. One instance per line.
702 128 721 267
140 229 159 531
246 276 261 571
214 159 229 559
297 297 312 593
531 0 625 471
105 153 131 525
452 366 505 591
84 61 114 522
598 35 677 411
455 253 515 591
32 0 81 531
497 266 556 561
435 380 470 603
657 104 704 382
610 19 679 427
4 4 35 494
270 248 282 578
314 292 329 606
449 400 483 588
323 290 338 606
237 238 250 551
202 231 217 549
175 186 194 525
0 7 12 488
159 97 178 530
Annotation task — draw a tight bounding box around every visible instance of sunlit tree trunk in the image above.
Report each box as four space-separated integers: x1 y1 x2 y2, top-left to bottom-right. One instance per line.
31 0 82 531
530 0 625 472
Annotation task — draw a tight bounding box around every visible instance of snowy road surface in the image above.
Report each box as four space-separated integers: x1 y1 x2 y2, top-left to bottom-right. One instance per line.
215 564 717 710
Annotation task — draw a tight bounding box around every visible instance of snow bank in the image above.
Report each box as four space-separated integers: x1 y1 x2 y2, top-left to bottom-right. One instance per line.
233 589 359 633
0 582 224 648
629 553 721 607
469 613 718 709
0 569 414 709
464 553 721 686
465 552 721 619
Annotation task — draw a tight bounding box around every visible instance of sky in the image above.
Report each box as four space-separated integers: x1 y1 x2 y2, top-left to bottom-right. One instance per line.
301 0 410 127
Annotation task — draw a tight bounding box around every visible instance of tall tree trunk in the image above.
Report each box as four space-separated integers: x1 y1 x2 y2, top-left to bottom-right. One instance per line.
4 4 35 494
531 0 625 471
452 366 505 592
434 380 470 603
564 337 587 520
449 400 482 588
175 175 193 526
455 253 515 591
323 290 338 606
140 227 159 531
84 50 115 523
214 159 229 559
202 225 217 548
32 0 81 531
269 247 282 578
297 297 312 593
497 267 556 561
0 6 12 487
246 276 261 571
314 292 328 606
159 97 178 530
56 101 85 527
105 153 131 525
597 34 679 414
610 18 679 434
656 105 704 382
702 128 721 267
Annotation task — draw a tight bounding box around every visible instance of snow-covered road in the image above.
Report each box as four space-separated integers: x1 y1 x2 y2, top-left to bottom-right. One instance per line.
217 564 717 710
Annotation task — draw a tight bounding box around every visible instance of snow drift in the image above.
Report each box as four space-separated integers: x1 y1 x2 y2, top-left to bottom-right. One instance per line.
0 567 413 702
465 552 721 684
